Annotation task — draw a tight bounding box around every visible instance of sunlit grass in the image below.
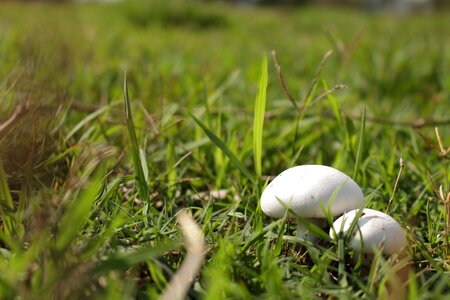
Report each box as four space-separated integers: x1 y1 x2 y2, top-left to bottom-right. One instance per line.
0 1 449 298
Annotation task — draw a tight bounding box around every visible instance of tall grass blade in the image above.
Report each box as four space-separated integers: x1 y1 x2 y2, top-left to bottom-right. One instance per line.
124 73 150 204
253 56 268 179
353 108 366 179
191 114 254 181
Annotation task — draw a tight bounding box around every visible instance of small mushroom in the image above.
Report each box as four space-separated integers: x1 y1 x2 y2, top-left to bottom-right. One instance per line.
329 208 407 255
260 165 364 240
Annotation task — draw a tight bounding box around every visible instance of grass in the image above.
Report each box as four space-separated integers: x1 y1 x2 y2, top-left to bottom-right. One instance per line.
0 0 449 299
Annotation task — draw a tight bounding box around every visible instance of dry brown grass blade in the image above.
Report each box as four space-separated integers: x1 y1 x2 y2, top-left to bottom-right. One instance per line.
305 83 346 113
0 102 30 139
303 49 333 104
271 50 298 110
138 101 161 136
386 158 405 213
435 127 450 157
438 185 450 258
160 210 205 300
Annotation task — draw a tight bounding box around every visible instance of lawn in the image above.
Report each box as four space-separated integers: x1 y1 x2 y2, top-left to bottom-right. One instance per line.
0 1 449 299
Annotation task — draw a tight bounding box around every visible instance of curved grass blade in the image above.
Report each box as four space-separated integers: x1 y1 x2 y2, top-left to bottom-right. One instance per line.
323 80 343 126
191 114 254 182
64 103 114 142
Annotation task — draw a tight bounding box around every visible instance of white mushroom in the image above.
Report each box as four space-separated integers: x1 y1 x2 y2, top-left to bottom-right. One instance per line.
329 208 407 255
260 165 364 240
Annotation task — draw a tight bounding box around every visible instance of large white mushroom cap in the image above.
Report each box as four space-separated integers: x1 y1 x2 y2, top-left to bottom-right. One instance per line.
260 165 364 218
330 208 407 255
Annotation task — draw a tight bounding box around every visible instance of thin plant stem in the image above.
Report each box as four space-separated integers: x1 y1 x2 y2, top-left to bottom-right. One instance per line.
386 158 405 213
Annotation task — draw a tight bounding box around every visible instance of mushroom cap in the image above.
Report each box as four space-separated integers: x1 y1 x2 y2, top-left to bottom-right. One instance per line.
260 165 364 218
329 208 407 255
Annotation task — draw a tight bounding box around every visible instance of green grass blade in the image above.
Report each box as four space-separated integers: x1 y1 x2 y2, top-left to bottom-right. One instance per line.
93 241 179 274
64 104 114 142
407 271 418 300
124 73 150 204
352 107 366 180
166 136 177 198
323 79 342 126
54 166 106 253
0 160 15 237
33 143 83 169
191 114 254 182
337 231 347 284
253 56 268 179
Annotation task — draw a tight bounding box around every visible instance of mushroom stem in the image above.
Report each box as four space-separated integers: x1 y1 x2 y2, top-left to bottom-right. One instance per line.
297 218 326 241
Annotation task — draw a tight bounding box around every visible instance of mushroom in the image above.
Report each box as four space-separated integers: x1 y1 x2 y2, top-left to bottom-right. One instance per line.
260 165 364 240
329 208 407 255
